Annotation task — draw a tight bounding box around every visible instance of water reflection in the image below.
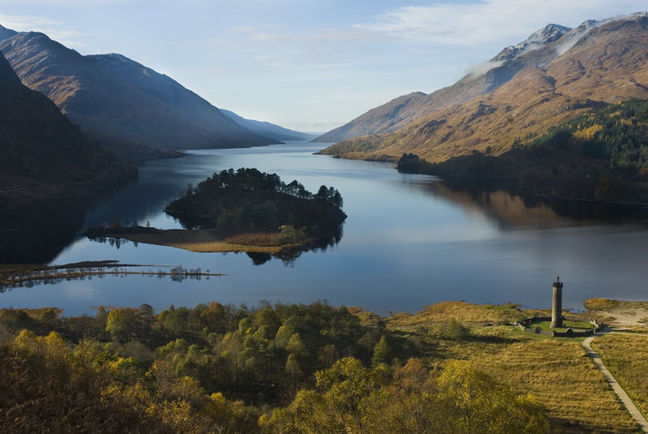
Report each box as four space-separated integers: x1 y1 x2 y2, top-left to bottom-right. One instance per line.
87 223 344 266
416 181 648 229
0 198 88 264
4 142 648 316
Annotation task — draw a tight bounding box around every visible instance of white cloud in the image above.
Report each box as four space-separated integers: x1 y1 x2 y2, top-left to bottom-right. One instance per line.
0 14 85 48
467 60 503 77
353 0 645 45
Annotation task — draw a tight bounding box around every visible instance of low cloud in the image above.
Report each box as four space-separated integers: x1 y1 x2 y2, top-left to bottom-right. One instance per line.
353 0 644 45
467 60 504 78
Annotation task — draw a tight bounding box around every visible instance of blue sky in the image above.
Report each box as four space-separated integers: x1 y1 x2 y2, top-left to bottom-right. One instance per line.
0 0 646 132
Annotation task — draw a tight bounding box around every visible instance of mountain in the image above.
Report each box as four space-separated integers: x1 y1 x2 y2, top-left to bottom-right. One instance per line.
0 50 135 198
0 26 276 151
314 23 574 143
320 13 648 163
220 109 314 141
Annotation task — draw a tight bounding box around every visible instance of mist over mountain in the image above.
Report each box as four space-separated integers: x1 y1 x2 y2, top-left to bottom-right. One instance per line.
220 109 314 141
0 26 277 151
316 13 647 146
0 50 135 198
320 13 648 163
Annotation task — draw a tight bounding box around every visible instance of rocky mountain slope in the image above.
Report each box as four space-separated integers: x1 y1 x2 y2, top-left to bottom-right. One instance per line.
220 109 313 141
320 13 648 163
0 51 135 198
315 14 646 146
314 22 576 143
0 26 275 151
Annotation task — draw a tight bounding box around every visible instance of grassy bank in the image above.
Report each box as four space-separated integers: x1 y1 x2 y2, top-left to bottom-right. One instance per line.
591 333 648 420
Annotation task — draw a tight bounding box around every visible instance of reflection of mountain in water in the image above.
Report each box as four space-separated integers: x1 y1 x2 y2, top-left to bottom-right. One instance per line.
419 181 648 229
0 199 89 263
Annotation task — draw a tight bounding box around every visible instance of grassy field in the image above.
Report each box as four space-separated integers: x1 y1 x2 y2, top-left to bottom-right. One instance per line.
384 302 641 433
592 333 648 421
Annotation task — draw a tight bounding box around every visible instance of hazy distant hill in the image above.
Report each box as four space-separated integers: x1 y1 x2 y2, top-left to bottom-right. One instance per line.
220 109 313 141
0 51 135 198
320 13 648 163
0 26 276 151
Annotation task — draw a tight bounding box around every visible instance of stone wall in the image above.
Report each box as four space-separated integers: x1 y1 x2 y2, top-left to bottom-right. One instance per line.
514 316 605 338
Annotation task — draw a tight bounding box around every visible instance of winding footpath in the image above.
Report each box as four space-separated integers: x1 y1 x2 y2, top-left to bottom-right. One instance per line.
582 334 648 433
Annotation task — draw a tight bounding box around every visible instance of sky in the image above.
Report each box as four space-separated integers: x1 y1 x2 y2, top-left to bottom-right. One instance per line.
0 1 646 132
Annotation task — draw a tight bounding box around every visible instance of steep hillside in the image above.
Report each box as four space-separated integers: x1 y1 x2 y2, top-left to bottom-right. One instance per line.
0 26 275 151
321 14 648 163
314 23 575 143
0 51 135 198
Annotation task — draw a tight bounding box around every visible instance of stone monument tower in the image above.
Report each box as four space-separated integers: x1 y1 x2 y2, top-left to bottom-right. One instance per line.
551 276 563 328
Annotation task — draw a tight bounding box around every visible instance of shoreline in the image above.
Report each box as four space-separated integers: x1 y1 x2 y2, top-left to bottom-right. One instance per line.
85 226 313 253
0 260 223 290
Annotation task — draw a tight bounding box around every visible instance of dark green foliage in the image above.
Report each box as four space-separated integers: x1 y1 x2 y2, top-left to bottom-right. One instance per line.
529 99 648 176
165 168 346 235
397 100 648 203
0 302 398 406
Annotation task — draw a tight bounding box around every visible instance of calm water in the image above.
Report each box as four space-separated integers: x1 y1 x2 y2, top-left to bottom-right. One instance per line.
3 141 648 315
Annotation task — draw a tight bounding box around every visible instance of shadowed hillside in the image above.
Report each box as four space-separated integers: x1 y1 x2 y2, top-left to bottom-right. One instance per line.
0 26 276 151
0 51 135 199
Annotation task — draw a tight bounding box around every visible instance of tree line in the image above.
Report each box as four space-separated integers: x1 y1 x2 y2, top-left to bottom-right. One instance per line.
0 302 549 433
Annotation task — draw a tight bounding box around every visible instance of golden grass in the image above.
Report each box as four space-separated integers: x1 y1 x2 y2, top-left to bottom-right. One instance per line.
120 229 306 253
472 339 639 432
592 333 648 420
224 232 279 246
585 298 621 311
385 302 641 433
387 301 526 329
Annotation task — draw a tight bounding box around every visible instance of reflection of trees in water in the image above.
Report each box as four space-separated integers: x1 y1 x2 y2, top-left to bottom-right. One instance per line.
418 181 648 229
247 223 344 266
0 265 219 293
0 198 89 264
90 223 344 267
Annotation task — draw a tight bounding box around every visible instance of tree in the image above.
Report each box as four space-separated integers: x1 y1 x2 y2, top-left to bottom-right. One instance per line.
105 308 139 342
372 335 391 366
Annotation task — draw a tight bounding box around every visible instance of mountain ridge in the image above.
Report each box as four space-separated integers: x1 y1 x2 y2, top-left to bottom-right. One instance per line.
319 13 648 164
0 49 135 198
0 27 277 151
314 13 647 144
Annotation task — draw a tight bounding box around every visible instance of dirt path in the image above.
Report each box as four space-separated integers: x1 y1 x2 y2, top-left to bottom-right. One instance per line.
582 334 648 433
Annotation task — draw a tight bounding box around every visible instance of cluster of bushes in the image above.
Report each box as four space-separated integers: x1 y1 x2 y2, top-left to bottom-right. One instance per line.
0 302 549 432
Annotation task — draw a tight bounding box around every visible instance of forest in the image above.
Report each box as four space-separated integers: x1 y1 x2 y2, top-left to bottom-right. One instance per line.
165 168 346 236
397 99 648 203
0 302 549 433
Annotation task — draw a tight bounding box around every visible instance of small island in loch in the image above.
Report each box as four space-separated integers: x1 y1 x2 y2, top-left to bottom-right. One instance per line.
86 168 346 258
